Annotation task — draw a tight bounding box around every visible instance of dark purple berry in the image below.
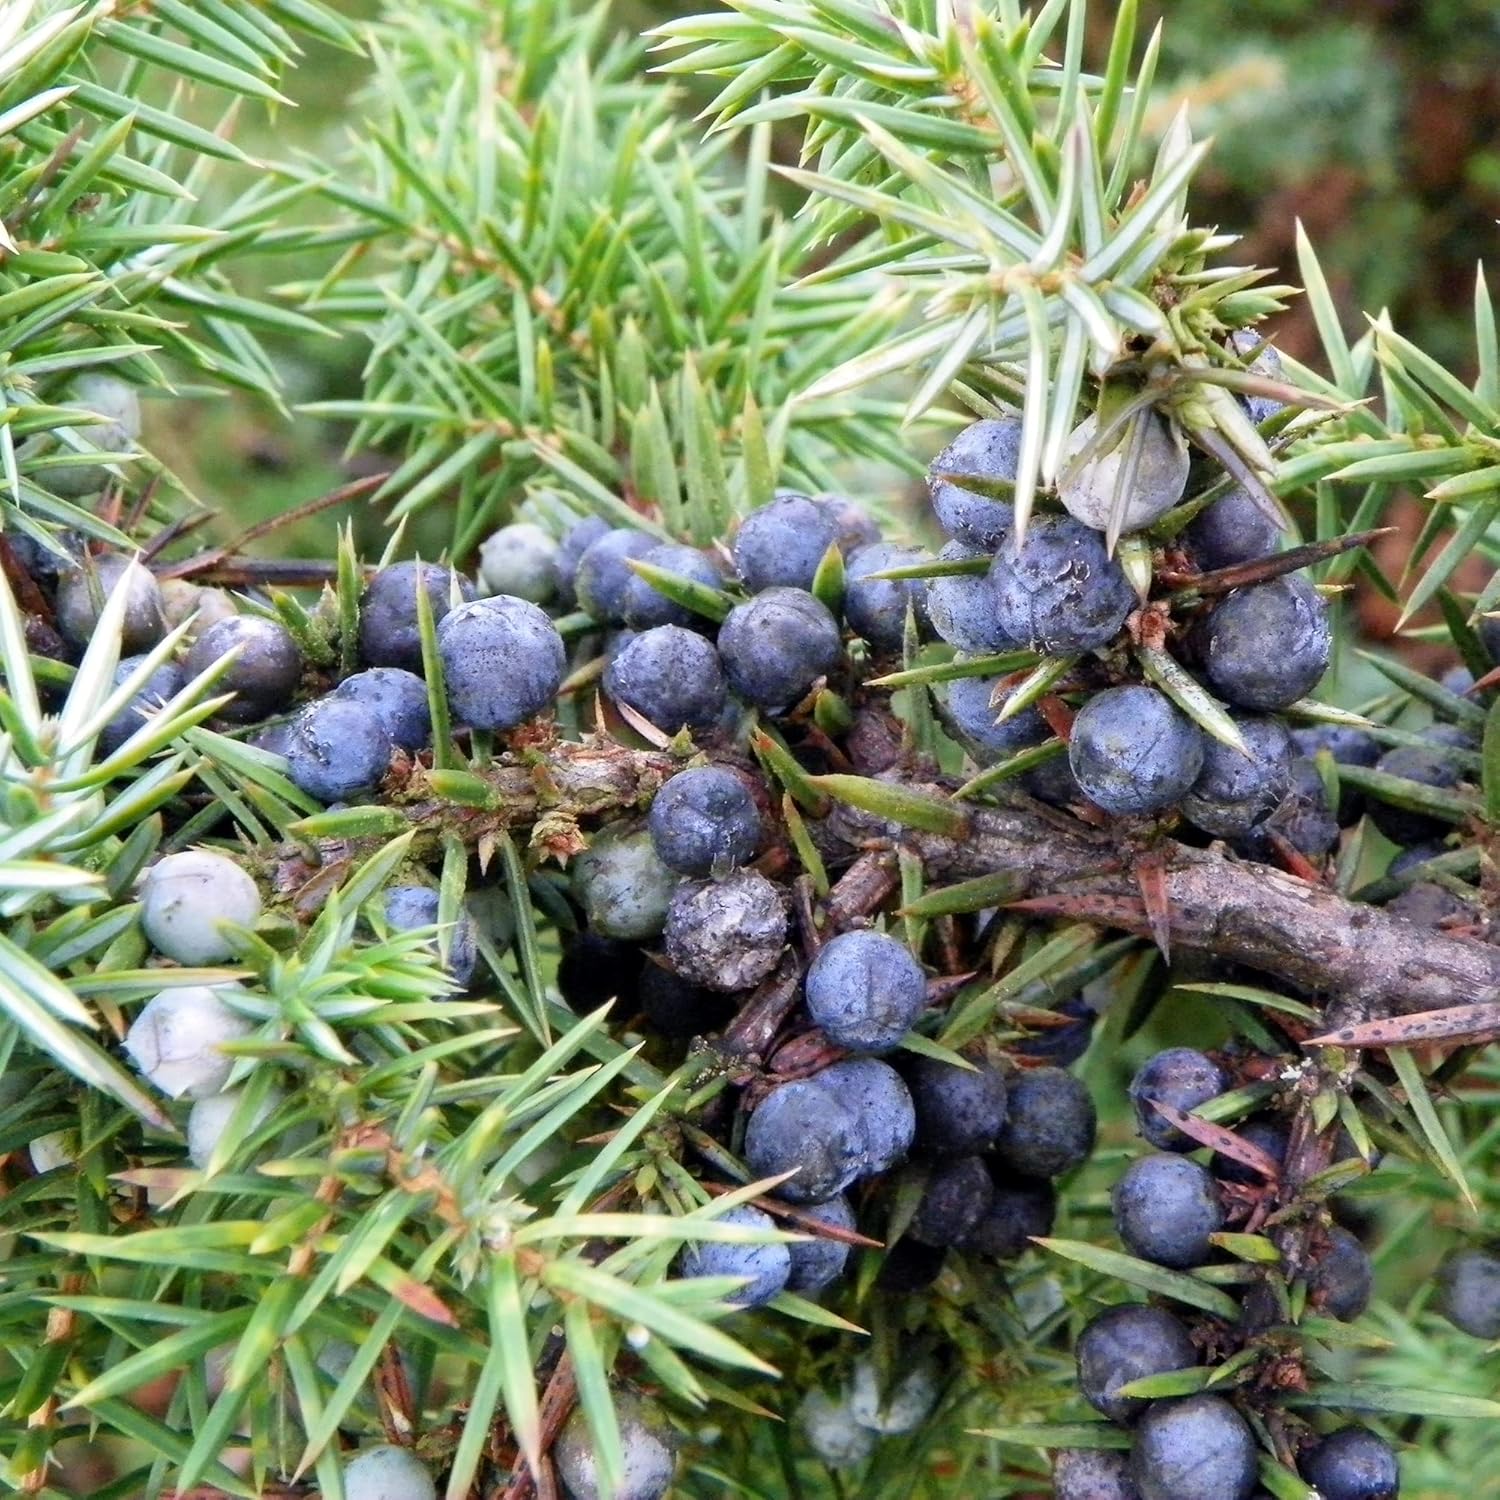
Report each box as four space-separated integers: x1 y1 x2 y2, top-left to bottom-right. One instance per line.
1070 687 1204 817
437 596 566 732
557 931 643 1015
928 418 1020 549
1211 1116 1289 1186
927 541 1018 654
1129 1048 1227 1152
575 528 657 622
717 587 841 710
990 515 1135 655
646 766 761 877
1238 756 1338 862
1112 1155 1224 1269
621 543 722 631
1292 723 1379 823
732 493 837 594
942 674 1050 766
745 1078 864 1204
1300 1426 1399 1500
678 1204 789 1308
1367 744 1464 848
383 884 477 988
1182 716 1292 839
638 960 735 1037
1183 487 1283 570
992 1067 1096 1179
185 615 301 724
100 656 183 756
784 1194 856 1294
905 1053 1008 1155
876 1237 946 1293
804 930 926 1054
554 516 610 608
359 561 473 671
813 1058 915 1175
1077 1304 1198 1424
1291 723 1380 770
843 542 928 652
1437 1247 1500 1339
604 625 727 733
1233 331 1287 427
1199 576 1330 711
956 1172 1055 1261
332 667 431 752
286 697 392 803
1012 997 1097 1067
909 1154 993 1247
1129 1394 1257 1500
1308 1225 1373 1323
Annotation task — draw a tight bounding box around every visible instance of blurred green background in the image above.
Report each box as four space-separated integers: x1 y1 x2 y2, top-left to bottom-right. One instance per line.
157 0 1500 574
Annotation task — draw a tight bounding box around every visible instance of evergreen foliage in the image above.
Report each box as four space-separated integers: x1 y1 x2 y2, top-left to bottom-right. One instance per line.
0 3 1498 1499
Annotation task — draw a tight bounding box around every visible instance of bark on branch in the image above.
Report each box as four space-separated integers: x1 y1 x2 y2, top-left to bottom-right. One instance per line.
272 740 1498 1021
819 787 1499 1020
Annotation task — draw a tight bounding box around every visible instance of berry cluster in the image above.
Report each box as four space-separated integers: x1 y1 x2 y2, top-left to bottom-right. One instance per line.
904 370 1489 1499
927 384 1492 913
1045 1036 1398 1500
126 849 263 1167
519 496 1123 1386
924 387 1340 860
592 495 873 732
17 335 1498 1500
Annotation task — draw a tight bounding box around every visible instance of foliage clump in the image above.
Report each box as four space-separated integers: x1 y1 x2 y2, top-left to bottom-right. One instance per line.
2 3 1500 1499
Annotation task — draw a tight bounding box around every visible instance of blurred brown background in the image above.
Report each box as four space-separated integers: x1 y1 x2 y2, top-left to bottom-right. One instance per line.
1129 0 1500 373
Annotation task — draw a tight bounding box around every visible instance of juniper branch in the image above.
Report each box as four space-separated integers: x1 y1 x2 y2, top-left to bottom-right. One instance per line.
820 787 1499 1023
269 738 1498 1022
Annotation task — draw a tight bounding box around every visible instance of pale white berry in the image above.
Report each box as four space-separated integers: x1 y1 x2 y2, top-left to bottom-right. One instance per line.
341 1445 436 1500
160 578 241 638
47 374 143 497
478 522 561 604
848 1356 938 1434
553 1391 676 1500
141 850 261 965
186 1085 281 1168
798 1387 877 1468
124 985 253 1099
1058 411 1189 535
74 372 143 440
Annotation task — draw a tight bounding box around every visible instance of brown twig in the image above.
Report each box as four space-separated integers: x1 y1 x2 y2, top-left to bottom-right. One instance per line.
1158 527 1394 596
498 1354 577 1500
156 472 390 580
163 556 343 587
718 954 804 1061
701 1181 885 1248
